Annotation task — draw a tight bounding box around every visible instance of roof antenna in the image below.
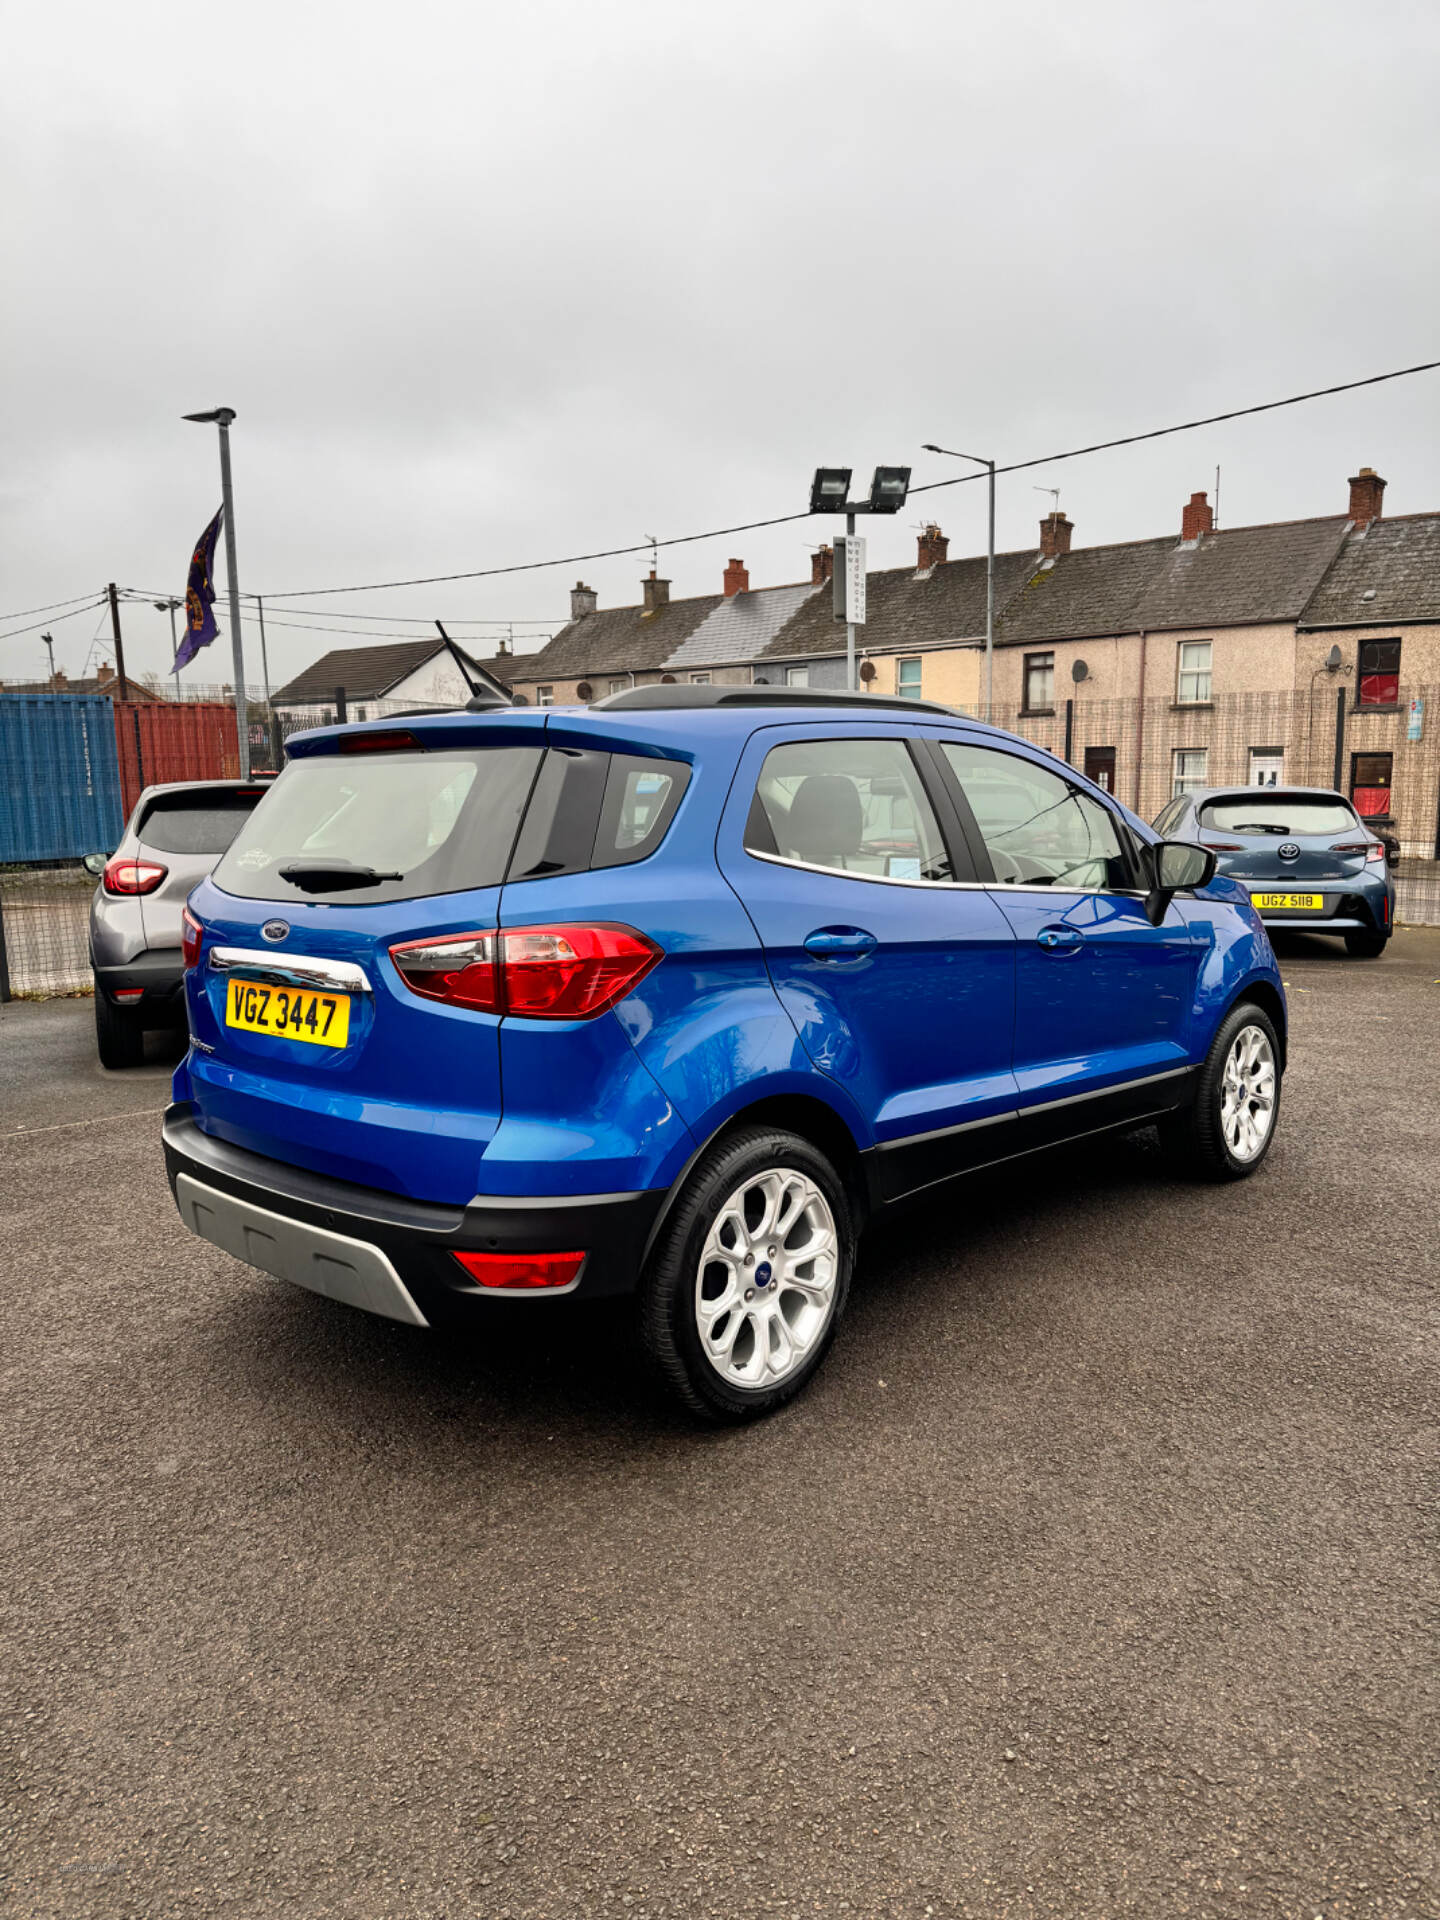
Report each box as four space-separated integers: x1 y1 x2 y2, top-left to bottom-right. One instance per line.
644 533 659 577
1214 464 1221 530
1034 485 1061 514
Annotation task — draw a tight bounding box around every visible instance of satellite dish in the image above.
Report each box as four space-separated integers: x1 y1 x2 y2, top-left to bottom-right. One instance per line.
1326 644 1343 672
660 673 677 684
859 660 877 682
575 681 594 702
1071 659 1089 683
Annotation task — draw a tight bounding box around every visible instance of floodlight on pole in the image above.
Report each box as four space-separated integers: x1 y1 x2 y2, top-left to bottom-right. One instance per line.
922 442 996 722
183 407 250 775
153 597 182 664
808 464 910 691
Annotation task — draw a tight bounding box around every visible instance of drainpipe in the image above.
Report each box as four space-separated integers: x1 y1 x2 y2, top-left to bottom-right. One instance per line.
1132 630 1149 813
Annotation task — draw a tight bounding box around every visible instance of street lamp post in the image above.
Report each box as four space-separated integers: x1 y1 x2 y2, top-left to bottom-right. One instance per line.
153 597 182 666
922 444 995 722
182 407 250 776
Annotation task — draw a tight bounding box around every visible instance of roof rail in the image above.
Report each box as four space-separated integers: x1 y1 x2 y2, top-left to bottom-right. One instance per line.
591 684 959 718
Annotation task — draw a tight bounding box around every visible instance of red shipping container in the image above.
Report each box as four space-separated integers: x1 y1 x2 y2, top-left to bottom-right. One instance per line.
113 701 240 817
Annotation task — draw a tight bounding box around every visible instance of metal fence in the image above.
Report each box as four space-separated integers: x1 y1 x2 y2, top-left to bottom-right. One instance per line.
0 862 93 998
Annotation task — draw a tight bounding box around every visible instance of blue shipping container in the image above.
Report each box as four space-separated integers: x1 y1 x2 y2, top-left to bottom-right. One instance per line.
0 694 126 862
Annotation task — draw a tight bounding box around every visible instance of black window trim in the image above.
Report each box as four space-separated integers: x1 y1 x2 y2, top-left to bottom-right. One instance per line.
740 733 981 889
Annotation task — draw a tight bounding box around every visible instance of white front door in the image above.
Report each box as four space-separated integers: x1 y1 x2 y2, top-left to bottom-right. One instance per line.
1250 749 1284 788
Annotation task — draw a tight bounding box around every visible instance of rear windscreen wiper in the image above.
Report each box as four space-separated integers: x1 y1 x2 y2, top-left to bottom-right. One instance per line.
276 860 403 893
1229 823 1289 834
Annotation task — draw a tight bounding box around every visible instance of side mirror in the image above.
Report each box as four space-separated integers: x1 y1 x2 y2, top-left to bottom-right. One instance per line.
82 852 107 877
1144 839 1215 925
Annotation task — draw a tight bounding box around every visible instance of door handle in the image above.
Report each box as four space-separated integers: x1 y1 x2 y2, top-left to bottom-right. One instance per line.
1036 926 1084 954
803 926 878 960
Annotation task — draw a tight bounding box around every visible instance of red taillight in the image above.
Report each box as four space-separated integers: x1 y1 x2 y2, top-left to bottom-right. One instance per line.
451 1249 585 1290
1367 842 1387 864
337 729 419 754
102 857 167 896
181 907 204 970
388 922 660 1019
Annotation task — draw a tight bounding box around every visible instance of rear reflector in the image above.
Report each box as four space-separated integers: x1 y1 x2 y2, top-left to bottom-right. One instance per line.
102 857 167 896
389 922 660 1019
112 988 144 1004
451 1249 586 1290
337 729 419 754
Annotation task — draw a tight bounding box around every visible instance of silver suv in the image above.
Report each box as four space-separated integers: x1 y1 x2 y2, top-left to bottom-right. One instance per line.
86 779 271 1067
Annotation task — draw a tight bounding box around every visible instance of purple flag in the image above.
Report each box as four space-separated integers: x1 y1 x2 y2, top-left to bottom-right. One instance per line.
174 505 224 672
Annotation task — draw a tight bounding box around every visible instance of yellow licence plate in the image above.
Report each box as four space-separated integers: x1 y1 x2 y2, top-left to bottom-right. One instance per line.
224 978 351 1047
1252 892 1323 911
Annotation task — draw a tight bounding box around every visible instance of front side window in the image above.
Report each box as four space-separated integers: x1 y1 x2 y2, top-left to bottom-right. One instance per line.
1357 638 1400 707
1177 641 1212 705
1351 752 1394 818
897 657 922 698
785 665 810 687
745 738 951 882
536 686 554 707
942 741 1129 891
1173 748 1208 797
1022 652 1054 713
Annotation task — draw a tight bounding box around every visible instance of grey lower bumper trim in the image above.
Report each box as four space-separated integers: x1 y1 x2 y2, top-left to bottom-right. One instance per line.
175 1174 429 1328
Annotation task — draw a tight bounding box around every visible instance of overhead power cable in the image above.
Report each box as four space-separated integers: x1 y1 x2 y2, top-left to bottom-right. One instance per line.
0 597 108 645
262 357 1440 600
0 589 106 625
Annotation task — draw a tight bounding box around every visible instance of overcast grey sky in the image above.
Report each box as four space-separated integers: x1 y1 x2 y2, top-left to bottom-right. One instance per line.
4 0 1439 685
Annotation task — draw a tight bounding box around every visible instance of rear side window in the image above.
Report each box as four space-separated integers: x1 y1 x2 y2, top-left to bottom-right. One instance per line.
213 748 542 902
137 788 267 855
507 750 689 881
1200 794 1358 835
744 738 953 882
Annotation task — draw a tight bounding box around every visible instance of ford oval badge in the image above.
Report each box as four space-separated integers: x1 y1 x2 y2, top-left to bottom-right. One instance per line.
261 919 290 943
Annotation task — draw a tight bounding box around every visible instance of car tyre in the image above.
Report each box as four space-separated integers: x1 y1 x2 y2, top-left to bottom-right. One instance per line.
639 1125 854 1424
94 978 146 1069
1161 1000 1282 1183
1344 930 1388 959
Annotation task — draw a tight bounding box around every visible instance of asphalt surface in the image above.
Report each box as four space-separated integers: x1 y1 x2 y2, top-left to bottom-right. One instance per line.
3 931 1437 1920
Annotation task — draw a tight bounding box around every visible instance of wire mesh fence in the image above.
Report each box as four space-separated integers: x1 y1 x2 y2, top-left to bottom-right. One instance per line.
0 861 93 998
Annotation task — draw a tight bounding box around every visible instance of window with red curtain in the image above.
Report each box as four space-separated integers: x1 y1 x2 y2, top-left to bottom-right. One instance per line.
1351 752 1393 818
1357 638 1401 707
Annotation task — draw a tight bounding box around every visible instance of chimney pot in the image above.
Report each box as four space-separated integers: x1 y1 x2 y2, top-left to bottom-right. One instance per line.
1348 466 1387 530
916 523 949 571
642 573 671 613
1181 491 1214 542
570 580 597 621
811 545 834 586
1039 511 1073 559
723 558 749 597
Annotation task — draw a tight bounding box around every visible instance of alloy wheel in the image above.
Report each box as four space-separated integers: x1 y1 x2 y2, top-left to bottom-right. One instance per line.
695 1167 839 1389
1220 1024 1276 1163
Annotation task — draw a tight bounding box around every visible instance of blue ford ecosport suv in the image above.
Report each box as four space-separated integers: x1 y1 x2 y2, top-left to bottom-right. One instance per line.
1153 785 1395 958
165 686 1287 1421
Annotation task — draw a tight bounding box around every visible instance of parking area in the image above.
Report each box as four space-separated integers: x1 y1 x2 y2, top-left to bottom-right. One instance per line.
2 929 1436 1919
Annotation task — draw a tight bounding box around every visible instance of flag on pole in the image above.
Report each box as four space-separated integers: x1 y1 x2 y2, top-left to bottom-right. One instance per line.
174 505 224 672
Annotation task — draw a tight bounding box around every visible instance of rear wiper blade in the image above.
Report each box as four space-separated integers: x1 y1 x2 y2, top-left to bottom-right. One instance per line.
276 860 403 893
1230 823 1289 834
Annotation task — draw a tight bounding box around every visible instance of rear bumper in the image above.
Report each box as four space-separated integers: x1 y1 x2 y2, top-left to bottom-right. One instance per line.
1249 888 1392 935
162 1104 665 1322
95 950 185 1019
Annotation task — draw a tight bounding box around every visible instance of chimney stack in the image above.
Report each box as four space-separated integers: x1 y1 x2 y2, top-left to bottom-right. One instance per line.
1181 491 1214 541
1348 466 1386 531
811 545 833 585
916 524 949 571
723 558 749 597
1039 511 1073 559
50 669 68 691
96 662 114 685
570 580 597 621
642 570 671 613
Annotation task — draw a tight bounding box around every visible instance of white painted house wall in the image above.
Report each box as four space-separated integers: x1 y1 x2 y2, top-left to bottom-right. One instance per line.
278 647 480 724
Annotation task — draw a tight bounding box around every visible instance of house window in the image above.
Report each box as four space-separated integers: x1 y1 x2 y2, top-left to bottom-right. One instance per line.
1022 652 1054 713
608 678 628 696
1177 641 1212 705
355 706 368 722
536 686 554 707
1357 638 1401 707
785 665 810 687
1172 748 1208 797
897 657 923 699
689 672 710 685
1351 751 1393 818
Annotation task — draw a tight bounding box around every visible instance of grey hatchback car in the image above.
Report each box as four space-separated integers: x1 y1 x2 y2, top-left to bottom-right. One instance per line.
87 779 271 1066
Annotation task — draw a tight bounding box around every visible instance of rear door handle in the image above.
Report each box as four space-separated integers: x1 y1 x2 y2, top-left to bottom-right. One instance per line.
1036 926 1084 954
803 926 878 960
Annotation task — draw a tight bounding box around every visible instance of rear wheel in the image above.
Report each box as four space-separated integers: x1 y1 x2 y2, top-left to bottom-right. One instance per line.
639 1126 854 1423
94 979 145 1069
1162 1001 1281 1182
1344 930 1388 959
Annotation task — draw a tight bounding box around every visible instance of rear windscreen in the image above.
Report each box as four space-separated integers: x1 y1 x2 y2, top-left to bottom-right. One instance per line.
137 788 268 855
212 748 542 902
1200 794 1358 836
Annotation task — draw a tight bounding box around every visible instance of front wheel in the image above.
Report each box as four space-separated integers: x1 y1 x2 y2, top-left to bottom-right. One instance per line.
1345 930 1388 959
639 1127 854 1423
1162 1002 1282 1182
